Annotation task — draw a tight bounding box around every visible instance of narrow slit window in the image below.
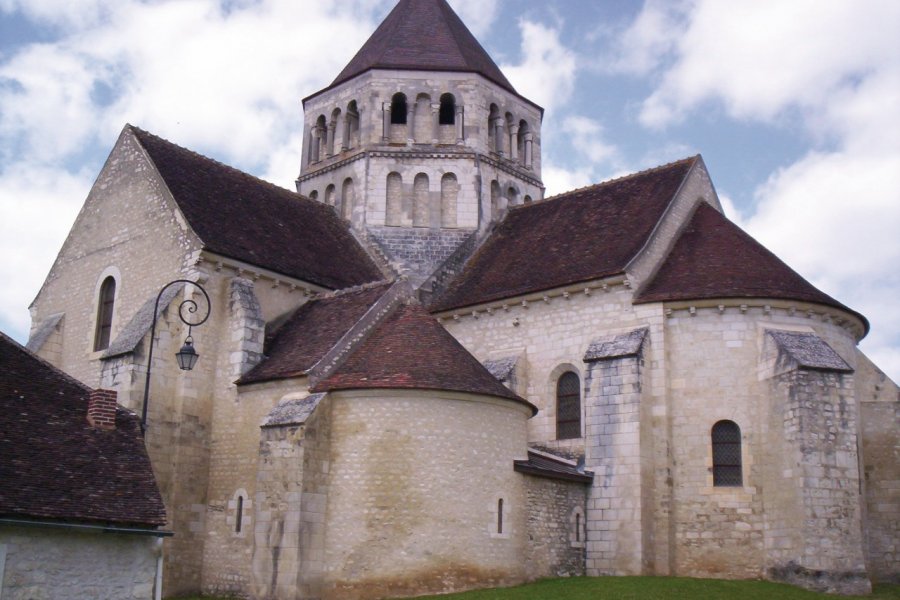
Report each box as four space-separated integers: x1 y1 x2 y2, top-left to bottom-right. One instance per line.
497 498 504 534
94 276 116 351
235 496 244 533
712 420 742 486
575 513 581 542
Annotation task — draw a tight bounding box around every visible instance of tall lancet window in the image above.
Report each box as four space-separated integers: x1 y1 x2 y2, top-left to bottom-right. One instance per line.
94 276 116 351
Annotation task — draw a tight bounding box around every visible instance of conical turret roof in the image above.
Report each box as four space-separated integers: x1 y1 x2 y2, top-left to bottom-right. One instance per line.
327 0 516 95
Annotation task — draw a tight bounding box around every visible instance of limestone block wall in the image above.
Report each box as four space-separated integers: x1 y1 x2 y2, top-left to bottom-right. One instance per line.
0 526 160 600
438 281 642 449
28 128 201 387
662 305 867 589
522 476 587 578
767 370 869 594
583 354 651 576
320 389 532 600
856 352 900 582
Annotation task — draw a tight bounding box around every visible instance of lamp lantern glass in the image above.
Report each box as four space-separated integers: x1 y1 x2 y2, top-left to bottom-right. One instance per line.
176 336 199 371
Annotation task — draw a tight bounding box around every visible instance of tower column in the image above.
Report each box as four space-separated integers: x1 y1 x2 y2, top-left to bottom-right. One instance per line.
431 102 440 144
508 124 519 161
326 121 336 157
341 112 350 152
382 102 391 143
524 132 534 170
492 118 505 156
455 105 464 144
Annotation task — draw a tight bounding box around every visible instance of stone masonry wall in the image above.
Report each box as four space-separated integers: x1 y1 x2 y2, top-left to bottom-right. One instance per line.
320 389 532 600
522 476 587 578
0 526 159 600
767 370 869 595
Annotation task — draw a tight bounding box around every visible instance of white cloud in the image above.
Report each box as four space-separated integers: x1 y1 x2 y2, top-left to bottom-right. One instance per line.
0 164 91 340
636 0 900 128
606 0 685 75
448 0 499 38
560 116 617 164
541 163 594 198
502 19 577 113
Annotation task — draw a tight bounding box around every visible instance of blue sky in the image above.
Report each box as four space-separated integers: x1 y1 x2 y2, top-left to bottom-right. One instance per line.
1 0 898 381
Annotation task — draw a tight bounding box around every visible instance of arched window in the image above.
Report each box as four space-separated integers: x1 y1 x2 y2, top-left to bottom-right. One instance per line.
488 104 500 152
490 180 501 221
94 276 116 351
556 371 581 439
309 190 318 201
341 177 355 220
324 184 336 207
386 172 403 226
440 172 458 228
346 100 360 149
439 93 455 125
712 420 742 486
391 92 407 124
413 173 429 227
507 186 519 206
524 194 533 203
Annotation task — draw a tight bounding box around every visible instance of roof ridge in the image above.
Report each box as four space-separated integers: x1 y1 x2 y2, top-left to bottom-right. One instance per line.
534 155 700 206
126 124 321 206
316 278 396 300
0 331 91 395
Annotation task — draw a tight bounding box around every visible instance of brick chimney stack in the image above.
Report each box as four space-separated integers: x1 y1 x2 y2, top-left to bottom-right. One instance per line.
87 389 117 430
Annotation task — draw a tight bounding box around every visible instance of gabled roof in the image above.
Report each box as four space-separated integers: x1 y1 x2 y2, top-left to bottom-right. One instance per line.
0 333 166 527
324 0 518 98
431 157 698 312
312 302 535 411
635 202 868 331
129 125 382 290
239 282 393 385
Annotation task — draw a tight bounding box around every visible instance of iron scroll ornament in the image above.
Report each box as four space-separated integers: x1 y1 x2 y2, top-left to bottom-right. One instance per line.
140 279 211 434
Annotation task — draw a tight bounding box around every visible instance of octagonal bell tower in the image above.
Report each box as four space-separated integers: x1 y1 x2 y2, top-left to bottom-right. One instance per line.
296 0 544 287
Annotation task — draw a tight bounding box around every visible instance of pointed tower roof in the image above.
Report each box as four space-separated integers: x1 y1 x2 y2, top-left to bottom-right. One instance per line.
325 0 517 96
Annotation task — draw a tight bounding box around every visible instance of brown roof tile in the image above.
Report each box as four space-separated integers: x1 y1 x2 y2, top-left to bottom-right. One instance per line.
239 282 392 385
0 333 166 527
129 125 382 290
431 157 697 312
312 302 535 411
324 0 519 98
635 202 868 330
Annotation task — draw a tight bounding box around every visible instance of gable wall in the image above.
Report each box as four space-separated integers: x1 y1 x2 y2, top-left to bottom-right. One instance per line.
28 130 201 387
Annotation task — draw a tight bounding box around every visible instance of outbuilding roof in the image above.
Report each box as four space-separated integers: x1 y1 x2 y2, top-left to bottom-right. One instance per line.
129 125 383 290
634 202 868 332
0 333 166 527
322 0 519 99
431 157 698 312
312 302 535 411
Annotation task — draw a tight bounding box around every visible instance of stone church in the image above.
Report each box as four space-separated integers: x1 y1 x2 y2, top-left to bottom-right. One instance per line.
22 0 898 598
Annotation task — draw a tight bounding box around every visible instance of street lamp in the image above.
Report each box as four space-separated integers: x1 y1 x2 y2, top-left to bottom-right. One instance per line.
140 279 211 434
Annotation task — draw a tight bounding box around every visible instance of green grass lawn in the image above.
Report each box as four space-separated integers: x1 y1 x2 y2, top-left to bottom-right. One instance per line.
408 577 900 600
174 577 900 600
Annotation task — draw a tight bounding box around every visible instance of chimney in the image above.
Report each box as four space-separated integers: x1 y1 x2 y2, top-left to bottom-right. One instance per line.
87 388 117 430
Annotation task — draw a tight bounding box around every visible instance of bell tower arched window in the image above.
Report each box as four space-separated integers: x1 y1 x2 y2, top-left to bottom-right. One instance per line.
556 371 581 439
94 276 116 351
439 93 455 125
391 93 408 124
712 420 742 486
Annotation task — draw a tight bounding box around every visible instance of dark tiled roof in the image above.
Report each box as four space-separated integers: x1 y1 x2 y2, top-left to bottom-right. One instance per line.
635 203 868 330
431 158 697 312
239 283 393 385
767 330 853 372
129 126 382 290
0 333 166 527
312 302 535 411
326 0 518 97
